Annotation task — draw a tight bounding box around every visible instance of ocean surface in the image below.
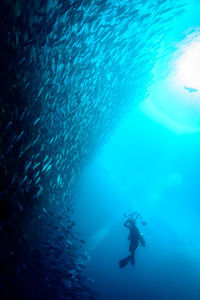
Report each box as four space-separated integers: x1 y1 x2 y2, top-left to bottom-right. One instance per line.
0 0 200 299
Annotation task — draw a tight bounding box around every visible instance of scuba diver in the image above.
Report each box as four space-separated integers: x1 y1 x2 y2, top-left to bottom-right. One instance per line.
119 212 146 268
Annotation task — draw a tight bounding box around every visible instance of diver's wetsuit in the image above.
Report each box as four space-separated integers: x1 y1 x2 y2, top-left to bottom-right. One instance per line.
124 219 145 265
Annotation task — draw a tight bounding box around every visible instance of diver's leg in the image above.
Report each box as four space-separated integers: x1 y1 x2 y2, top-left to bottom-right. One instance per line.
129 240 133 253
129 240 135 265
130 251 135 265
131 243 138 266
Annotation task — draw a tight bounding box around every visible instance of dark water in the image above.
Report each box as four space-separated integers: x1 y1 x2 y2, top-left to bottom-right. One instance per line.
0 0 200 299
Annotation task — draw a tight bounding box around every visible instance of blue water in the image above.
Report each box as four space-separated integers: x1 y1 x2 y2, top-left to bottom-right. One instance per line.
73 3 200 298
75 105 200 299
2 0 200 299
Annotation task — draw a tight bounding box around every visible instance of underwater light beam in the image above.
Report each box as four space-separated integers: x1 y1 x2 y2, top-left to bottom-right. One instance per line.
140 37 200 134
176 41 200 92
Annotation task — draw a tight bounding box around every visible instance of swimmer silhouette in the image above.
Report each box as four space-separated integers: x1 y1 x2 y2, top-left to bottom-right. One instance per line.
119 212 146 268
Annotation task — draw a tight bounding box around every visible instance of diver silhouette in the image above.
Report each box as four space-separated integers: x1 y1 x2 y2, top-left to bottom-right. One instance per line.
119 212 146 268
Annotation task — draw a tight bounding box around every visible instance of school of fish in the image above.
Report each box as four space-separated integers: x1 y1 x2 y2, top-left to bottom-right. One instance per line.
0 0 188 299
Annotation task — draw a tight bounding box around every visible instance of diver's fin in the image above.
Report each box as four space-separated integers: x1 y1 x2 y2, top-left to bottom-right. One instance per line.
119 256 131 268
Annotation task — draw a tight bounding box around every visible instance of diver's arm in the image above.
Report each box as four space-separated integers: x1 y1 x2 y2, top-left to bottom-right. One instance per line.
124 219 131 228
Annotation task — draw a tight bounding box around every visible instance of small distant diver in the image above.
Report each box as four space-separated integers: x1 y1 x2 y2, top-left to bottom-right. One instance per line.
119 212 146 268
184 86 199 93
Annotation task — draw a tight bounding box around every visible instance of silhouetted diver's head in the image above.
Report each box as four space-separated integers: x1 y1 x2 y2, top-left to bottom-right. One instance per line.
124 212 147 225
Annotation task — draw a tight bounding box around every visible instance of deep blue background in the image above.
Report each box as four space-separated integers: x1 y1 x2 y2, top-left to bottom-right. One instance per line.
75 105 200 300
74 2 200 298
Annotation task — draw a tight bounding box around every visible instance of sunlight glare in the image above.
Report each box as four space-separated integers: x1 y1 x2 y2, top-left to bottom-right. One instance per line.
176 41 200 91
